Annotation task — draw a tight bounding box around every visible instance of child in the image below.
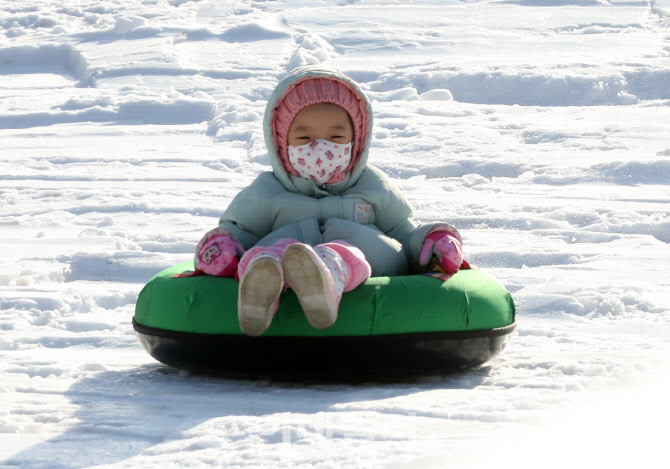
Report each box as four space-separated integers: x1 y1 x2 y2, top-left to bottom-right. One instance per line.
195 65 463 336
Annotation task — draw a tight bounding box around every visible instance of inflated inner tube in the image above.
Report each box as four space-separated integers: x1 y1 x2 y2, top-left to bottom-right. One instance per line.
133 262 516 379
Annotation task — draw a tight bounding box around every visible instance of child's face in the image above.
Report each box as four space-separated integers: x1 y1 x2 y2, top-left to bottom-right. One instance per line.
288 103 353 147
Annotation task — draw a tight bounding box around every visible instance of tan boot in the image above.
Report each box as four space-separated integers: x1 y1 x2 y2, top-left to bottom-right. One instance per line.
283 243 348 330
237 252 283 336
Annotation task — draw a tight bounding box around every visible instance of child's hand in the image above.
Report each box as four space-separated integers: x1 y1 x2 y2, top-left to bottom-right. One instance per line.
197 227 232 253
196 228 244 277
419 231 463 275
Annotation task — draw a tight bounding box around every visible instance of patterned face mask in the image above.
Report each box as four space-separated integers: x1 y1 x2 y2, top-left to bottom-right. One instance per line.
288 139 352 185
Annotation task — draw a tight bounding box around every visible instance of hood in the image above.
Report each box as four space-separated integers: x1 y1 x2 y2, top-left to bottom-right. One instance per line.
263 65 373 196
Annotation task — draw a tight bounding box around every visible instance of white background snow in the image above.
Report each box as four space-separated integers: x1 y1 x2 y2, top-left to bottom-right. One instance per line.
1 0 669 467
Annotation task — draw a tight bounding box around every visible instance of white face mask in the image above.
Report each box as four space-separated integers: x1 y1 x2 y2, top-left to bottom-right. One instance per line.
288 139 352 185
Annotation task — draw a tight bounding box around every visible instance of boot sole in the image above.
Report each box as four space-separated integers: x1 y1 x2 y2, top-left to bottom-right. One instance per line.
238 257 283 336
283 244 337 330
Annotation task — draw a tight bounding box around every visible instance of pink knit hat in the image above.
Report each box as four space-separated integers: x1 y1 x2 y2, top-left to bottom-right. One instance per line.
271 76 370 181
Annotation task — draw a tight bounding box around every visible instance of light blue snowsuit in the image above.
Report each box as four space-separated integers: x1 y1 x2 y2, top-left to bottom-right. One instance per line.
216 66 460 276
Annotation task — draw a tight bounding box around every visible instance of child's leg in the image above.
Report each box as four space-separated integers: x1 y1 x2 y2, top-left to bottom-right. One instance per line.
321 218 409 276
319 240 371 291
237 238 298 280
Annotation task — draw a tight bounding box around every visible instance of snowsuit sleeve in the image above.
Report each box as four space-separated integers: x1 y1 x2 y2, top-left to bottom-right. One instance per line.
366 166 461 273
217 172 286 249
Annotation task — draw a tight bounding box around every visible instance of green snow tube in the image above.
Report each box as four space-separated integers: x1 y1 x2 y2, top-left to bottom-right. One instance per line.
133 262 516 379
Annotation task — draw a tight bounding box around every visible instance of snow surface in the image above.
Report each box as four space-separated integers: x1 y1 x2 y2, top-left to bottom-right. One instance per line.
1 0 669 467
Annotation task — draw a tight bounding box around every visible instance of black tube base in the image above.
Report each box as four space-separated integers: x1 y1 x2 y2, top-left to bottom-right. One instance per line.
133 320 516 381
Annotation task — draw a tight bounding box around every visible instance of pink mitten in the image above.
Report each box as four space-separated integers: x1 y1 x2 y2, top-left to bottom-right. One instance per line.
197 233 243 277
419 231 463 275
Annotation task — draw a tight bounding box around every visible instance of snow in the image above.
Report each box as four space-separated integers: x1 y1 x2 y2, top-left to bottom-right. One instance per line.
1 0 669 467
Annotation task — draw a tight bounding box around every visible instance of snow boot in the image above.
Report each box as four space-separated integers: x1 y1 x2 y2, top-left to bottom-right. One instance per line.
237 252 283 336
282 243 348 330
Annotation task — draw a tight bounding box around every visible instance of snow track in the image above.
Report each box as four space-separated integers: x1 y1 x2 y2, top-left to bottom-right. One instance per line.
1 1 669 467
